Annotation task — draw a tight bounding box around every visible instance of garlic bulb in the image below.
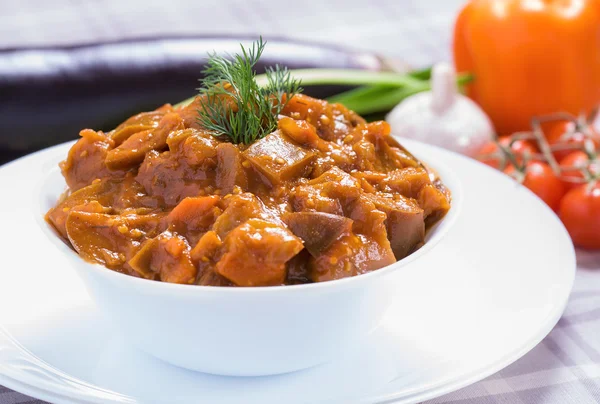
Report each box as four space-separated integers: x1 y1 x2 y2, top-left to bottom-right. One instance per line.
385 63 494 157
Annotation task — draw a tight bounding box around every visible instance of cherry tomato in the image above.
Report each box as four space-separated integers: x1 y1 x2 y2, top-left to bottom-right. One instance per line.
559 151 600 191
546 121 600 162
504 161 566 212
478 136 538 169
559 181 600 249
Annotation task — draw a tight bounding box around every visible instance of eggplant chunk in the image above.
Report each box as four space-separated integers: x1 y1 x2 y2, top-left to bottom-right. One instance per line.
105 113 183 170
216 219 304 286
418 184 451 228
284 211 352 256
381 167 430 198
60 129 125 191
291 167 362 214
65 211 165 270
363 192 425 259
166 195 221 245
243 132 316 186
47 176 159 239
216 143 248 194
212 193 276 238
128 231 197 284
110 105 173 146
167 128 220 166
309 233 396 283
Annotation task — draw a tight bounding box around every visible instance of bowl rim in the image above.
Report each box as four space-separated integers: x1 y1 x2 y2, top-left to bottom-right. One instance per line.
37 148 462 296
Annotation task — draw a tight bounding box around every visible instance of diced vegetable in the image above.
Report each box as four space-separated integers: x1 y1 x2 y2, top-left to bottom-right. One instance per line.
216 143 248 194
243 132 316 187
363 192 425 259
167 128 220 166
284 212 353 256
166 195 221 245
309 233 396 283
417 184 452 227
128 231 197 284
65 211 165 269
381 167 431 198
105 113 183 170
110 105 173 146
215 219 303 286
136 145 215 207
278 116 322 149
60 129 124 191
211 193 274 238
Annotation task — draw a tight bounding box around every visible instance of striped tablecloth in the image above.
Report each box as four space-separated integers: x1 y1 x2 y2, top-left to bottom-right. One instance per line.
2 0 600 403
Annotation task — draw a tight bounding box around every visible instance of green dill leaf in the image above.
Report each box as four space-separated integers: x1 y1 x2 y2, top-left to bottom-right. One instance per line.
196 37 302 144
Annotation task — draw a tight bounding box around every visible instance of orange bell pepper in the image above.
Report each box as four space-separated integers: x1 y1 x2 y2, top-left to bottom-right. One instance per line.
453 0 600 135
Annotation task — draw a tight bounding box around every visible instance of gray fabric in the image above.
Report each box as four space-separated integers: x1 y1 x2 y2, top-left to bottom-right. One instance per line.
2 0 600 403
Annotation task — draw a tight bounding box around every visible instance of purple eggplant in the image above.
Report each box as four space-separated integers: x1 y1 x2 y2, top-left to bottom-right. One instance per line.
0 36 381 163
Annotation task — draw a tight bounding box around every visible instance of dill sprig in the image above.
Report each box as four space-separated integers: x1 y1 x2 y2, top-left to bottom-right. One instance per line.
196 38 302 144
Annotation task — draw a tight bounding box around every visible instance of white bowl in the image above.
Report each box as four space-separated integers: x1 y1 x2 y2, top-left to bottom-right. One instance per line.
39 157 461 377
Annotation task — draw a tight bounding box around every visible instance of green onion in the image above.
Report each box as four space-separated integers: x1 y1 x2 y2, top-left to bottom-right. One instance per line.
177 68 472 117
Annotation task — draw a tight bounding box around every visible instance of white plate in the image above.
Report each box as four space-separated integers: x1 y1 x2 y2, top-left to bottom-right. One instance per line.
0 139 575 404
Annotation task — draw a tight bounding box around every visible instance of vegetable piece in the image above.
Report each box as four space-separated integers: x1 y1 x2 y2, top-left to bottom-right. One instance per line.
282 93 349 142
546 121 600 162
47 201 110 240
284 212 353 256
216 143 248 194
191 231 232 287
242 132 316 186
196 38 301 144
345 195 393 248
291 183 343 215
308 167 362 198
453 0 600 134
166 128 220 166
505 161 567 212
46 176 153 239
278 116 322 149
190 230 222 264
128 231 197 284
380 167 431 199
363 193 425 259
65 211 165 270
60 129 125 191
385 63 494 157
177 96 204 130
215 219 304 286
105 113 184 170
285 250 312 285
166 195 221 245
309 233 396 283
559 181 600 249
291 167 362 215
211 193 275 238
560 151 600 191
136 145 215 207
417 184 451 228
110 106 173 146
